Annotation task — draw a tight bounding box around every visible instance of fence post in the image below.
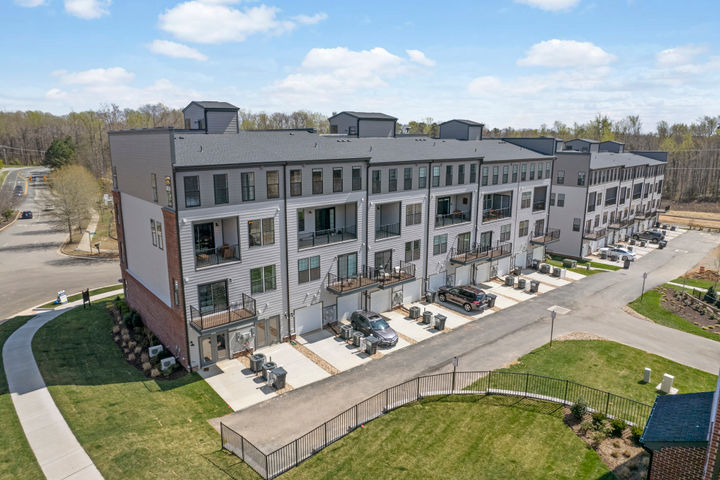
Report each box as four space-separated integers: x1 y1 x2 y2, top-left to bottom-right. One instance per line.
241 435 245 460
488 370 492 392
524 373 529 397
451 370 456 393
605 392 610 415
563 380 569 404
265 452 269 480
416 377 421 400
355 404 358 428
295 439 299 467
324 422 328 447
385 389 389 411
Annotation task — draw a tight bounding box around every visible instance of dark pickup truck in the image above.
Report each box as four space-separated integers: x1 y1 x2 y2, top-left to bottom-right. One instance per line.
437 285 497 312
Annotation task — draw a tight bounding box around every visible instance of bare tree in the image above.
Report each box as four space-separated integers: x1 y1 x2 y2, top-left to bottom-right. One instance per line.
49 165 99 243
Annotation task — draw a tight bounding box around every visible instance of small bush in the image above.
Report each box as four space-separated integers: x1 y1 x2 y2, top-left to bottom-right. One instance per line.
120 328 129 336
598 420 613 437
128 340 137 350
579 419 593 434
610 451 618 458
142 362 152 371
623 449 632 458
161 367 173 377
631 425 644 443
591 430 607 445
150 368 160 378
121 333 131 343
112 325 120 334
610 418 628 437
133 345 142 355
113 335 120 343
592 412 607 426
127 353 136 362
140 352 149 363
571 397 588 419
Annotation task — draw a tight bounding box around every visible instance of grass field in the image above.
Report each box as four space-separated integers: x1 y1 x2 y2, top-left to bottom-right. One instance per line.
629 289 720 343
497 340 717 404
671 277 717 290
0 316 44 480
545 258 615 276
38 285 123 309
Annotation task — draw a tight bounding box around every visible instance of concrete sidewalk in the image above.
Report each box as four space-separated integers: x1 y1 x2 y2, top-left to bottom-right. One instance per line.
77 210 99 252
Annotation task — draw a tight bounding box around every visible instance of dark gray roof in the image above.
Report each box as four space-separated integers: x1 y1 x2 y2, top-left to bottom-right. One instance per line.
642 392 714 448
329 111 397 121
571 138 601 144
600 140 625 145
441 119 485 126
171 130 551 167
184 101 239 111
589 151 665 169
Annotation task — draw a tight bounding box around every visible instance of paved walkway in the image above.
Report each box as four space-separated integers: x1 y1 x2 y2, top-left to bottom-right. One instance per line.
2 293 120 480
77 210 99 252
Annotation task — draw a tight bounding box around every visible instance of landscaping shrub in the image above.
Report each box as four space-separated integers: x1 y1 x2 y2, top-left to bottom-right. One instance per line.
631 425 644 443
142 362 151 372
127 353 136 362
134 345 142 355
592 412 608 426
150 368 160 378
140 352 149 363
579 419 593 434
571 397 588 419
610 418 628 437
158 349 173 360
591 429 607 445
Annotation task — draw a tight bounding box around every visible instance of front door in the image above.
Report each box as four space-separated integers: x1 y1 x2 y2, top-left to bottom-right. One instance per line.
315 207 335 233
255 316 280 349
479 231 492 252
199 332 228 366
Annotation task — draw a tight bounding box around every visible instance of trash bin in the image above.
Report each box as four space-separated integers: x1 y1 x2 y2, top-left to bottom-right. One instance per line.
262 361 277 380
271 367 287 389
623 258 631 269
434 314 447 330
517 278 526 289
409 306 421 319
422 310 433 325
340 324 354 340
552 267 562 277
532 259 540 270
352 331 364 347
486 294 497 308
250 353 266 373
365 336 378 355
670 226 676 231
529 280 540 293
425 291 435 303
513 266 522 276
599 251 607 259
659 240 667 249
505 275 515 287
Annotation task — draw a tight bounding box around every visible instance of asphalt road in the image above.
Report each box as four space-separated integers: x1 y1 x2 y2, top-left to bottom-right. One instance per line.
0 168 120 319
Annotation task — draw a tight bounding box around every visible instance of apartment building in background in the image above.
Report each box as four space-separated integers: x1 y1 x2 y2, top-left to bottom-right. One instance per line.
109 101 561 370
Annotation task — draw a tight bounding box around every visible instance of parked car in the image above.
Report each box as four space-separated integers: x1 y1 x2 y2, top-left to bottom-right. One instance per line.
437 285 496 312
599 246 636 261
632 230 664 243
14 186 23 197
20 210 33 219
350 310 399 347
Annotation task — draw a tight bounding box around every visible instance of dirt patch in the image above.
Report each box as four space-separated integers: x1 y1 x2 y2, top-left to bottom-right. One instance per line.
555 332 609 341
658 287 720 334
668 202 720 214
659 211 720 230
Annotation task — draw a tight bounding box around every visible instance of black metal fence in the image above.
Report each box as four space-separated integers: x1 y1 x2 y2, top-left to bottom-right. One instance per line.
220 371 652 479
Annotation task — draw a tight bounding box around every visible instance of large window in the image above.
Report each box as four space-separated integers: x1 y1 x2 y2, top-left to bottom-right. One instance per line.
458 165 465 185
577 171 586 186
482 167 489 186
333 167 343 193
573 218 581 232
150 219 157 246
521 191 531 209
374 249 393 272
529 163 536 180
433 234 447 255
492 166 499 185
404 167 412 190
588 192 596 212
406 203 422 226
419 166 427 188
557 193 565 207
251 265 276 294
298 256 321 284
556 170 565 185
352 166 362 191
241 172 255 201
372 170 381 194
184 176 200 208
512 164 518 183
500 224 511 242
519 220 529 237
389 168 398 192
550 193 555 206
338 252 358 278
151 173 158 202
266 171 279 199
198 280 228 314
469 164 477 184
405 240 421 261
248 218 274 247
521 164 527 181
537 164 543 180
456 232 471 253
533 186 547 211
290 169 302 196
432 166 440 187
545 162 551 180
502 165 509 184
214 174 228 204
297 210 304 231
312 168 323 194
445 165 453 186
156 222 163 250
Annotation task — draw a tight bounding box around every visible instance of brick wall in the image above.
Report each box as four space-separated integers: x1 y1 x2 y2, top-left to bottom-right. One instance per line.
650 446 707 480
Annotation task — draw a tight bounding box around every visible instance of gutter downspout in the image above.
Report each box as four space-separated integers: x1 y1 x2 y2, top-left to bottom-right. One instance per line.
422 160 433 296
579 156 590 259
283 163 292 338
472 158 483 283
364 160 370 310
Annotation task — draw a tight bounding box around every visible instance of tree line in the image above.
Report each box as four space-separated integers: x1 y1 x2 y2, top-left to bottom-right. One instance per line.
1 105 718 202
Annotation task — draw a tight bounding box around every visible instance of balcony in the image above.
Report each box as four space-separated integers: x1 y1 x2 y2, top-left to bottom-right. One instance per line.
436 193 473 228
583 227 607 240
608 218 632 230
530 228 560 245
532 201 546 212
195 244 240 268
326 266 379 296
376 223 401 240
189 293 256 333
449 241 512 265
375 201 401 239
298 225 357 249
435 211 471 227
376 261 416 289
483 192 512 223
482 206 512 222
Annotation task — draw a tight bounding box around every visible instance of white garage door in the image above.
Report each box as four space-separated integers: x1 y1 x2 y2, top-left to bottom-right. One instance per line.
514 253 527 269
294 303 323 335
337 294 360 322
532 246 544 261
475 263 491 283
429 272 447 292
371 290 391 313
496 257 511 277
455 265 471 286
403 279 422 303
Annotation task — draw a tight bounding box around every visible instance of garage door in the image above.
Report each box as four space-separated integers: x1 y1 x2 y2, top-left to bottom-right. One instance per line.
428 272 447 292
496 257 511 277
403 279 422 303
337 294 360 322
371 289 391 313
294 303 323 335
532 246 544 261
475 263 491 283
514 253 527 269
455 265 471 286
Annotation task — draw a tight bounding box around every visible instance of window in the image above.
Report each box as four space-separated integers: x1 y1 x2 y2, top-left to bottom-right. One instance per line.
298 256 321 284
297 210 304 231
550 193 555 206
588 192 596 212
419 167 427 188
150 219 157 246
248 218 274 247
290 169 302 196
521 191 531 208
545 162 551 179
338 252 357 278
602 212 608 224
405 240 421 261
312 168 323 194
198 281 228 313
557 193 565 207
556 170 565 184
577 171 586 186
572 218 581 232
521 164 527 181
389 168 397 192
537 165 543 180
165 176 173 207
445 165 453 186
404 167 412 190
469 164 477 184
352 166 362 191
458 165 465 185
482 167 489 186
214 174 228 204
533 186 547 211
372 170 381 194
266 171 279 199
173 280 180 307
241 172 255 201
597 193 602 206
500 224 511 242
433 234 447 255
151 173 158 202
456 232 471 253
375 249 392 272
432 166 440 187
529 163 536 180
492 166 499 185
112 166 118 189
502 165 509 183
184 176 200 208
512 164 518 182
332 168 343 193
519 220 529 237
251 265 276 294
156 222 163 250
406 203 422 226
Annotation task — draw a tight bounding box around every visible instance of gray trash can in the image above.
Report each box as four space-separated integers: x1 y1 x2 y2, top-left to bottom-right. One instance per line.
517 278 526 289
340 324 354 340
425 291 435 303
365 336 378 355
352 331 364 347
486 294 497 308
513 266 522 276
659 240 667 249
409 306 421 319
623 258 631 269
250 353 266 373
552 267 562 277
262 361 277 380
434 314 447 330
670 226 676 231
505 275 515 286
422 310 433 325
532 259 540 270
529 280 540 293
271 367 287 389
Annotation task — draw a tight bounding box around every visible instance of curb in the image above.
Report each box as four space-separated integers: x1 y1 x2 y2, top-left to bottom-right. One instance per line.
0 210 22 233
8 284 124 319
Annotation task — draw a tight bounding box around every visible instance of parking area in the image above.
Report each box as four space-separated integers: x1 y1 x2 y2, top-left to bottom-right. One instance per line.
587 226 686 266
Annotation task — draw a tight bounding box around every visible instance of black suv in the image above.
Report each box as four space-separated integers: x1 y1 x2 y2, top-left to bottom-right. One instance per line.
437 285 496 312
350 311 399 347
632 230 664 243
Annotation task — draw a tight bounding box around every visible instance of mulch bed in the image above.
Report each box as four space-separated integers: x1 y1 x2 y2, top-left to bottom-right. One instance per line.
658 286 720 333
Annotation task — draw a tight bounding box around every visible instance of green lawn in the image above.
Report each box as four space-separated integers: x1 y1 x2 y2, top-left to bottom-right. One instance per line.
548 255 621 271
0 171 8 187
283 395 613 480
39 285 123 309
629 288 720 342
31 303 258 479
544 258 611 276
0 316 44 480
671 276 717 290
498 340 717 404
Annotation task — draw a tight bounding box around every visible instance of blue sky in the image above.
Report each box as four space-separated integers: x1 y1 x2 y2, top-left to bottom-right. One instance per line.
2 0 719 130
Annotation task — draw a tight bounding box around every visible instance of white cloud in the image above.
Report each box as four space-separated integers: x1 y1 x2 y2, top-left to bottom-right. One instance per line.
158 2 325 44
656 45 706 66
515 0 580 11
517 39 616 67
53 67 135 85
406 49 436 67
64 0 111 19
149 40 208 61
45 88 67 99
14 0 46 7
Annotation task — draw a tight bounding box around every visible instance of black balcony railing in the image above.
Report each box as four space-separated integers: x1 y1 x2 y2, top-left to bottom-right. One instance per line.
375 222 401 240
530 228 560 245
482 207 512 222
583 227 607 240
190 293 256 332
449 241 512 264
532 201 546 212
435 211 471 227
376 261 416 288
326 266 379 295
195 243 240 268
298 225 357 249
608 218 632 230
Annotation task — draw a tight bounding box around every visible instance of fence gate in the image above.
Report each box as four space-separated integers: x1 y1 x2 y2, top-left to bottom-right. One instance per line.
322 304 337 325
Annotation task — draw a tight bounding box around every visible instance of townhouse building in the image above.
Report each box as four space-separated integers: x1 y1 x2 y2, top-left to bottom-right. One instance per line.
109 101 558 371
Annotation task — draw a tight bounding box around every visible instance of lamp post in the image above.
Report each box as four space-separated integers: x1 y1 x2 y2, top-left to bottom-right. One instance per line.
549 310 556 348
641 272 648 303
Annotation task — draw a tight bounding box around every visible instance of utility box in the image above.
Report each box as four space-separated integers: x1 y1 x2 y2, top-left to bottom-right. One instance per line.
423 310 433 325
262 361 277 380
340 324 354 340
517 278 526 290
513 266 522 276
434 314 447 330
657 373 678 394
529 280 540 293
425 291 435 303
539 263 551 274
532 259 540 270
250 353 266 373
563 259 577 269
552 267 562 277
352 331 364 347
643 367 652 383
271 367 287 389
409 306 421 319
365 336 378 355
505 275 515 287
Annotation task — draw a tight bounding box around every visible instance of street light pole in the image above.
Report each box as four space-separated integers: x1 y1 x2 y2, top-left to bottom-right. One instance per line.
549 310 556 349
641 272 648 303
